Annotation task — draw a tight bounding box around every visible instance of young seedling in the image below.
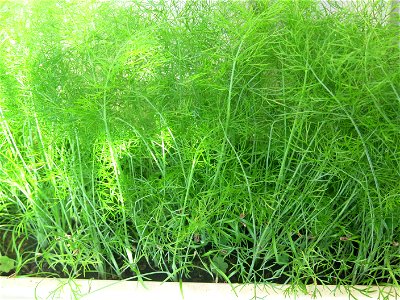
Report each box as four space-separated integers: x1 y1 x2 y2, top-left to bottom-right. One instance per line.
0 255 15 274
211 256 228 283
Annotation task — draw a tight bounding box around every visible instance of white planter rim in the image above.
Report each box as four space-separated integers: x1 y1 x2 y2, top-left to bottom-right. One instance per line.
0 276 399 300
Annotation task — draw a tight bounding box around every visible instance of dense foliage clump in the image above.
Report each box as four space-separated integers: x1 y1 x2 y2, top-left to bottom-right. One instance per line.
0 0 399 289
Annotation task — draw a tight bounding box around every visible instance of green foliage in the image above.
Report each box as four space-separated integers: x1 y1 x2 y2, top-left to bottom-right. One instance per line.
211 256 228 275
0 0 399 291
0 256 15 273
